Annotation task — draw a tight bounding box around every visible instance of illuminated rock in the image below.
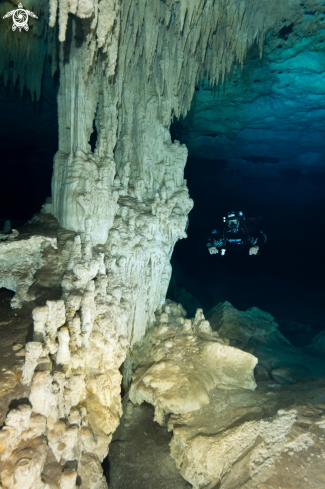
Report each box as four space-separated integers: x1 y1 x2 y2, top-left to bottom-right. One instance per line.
129 301 257 425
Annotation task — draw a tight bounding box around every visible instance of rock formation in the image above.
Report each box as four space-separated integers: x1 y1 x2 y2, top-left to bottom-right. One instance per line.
173 3 325 175
0 0 312 342
129 301 257 425
305 330 325 355
0 235 57 308
1 0 325 488
128 300 325 489
207 301 325 383
0 220 129 488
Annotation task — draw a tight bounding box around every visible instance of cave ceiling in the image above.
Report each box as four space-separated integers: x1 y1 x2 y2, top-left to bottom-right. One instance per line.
172 6 325 178
0 2 325 489
1 1 325 181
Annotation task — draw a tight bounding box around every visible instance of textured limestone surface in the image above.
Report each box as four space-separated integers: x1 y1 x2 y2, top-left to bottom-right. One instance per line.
3 0 309 349
207 300 284 348
171 407 298 489
107 377 325 488
129 301 257 425
125 299 325 488
46 0 323 351
1 1 325 488
207 301 325 382
168 381 325 489
0 219 129 489
0 235 58 308
1 0 318 349
0 239 324 489
0 214 76 309
0 201 191 487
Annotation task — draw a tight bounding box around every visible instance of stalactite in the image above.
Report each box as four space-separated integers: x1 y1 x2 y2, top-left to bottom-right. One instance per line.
1 0 317 106
1 2 321 488
0 0 54 100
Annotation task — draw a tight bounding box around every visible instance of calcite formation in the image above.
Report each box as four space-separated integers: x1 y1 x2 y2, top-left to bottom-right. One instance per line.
167 375 325 489
170 408 298 489
207 300 290 349
0 225 128 489
129 301 258 425
46 0 311 350
0 0 313 351
126 300 325 488
0 214 78 309
176 3 325 174
1 1 324 488
0 236 58 308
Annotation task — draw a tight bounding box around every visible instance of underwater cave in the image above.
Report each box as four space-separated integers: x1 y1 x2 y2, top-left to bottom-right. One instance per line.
0 1 325 488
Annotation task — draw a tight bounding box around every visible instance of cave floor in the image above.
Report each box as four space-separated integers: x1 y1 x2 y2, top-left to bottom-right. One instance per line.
106 400 191 489
1 287 325 489
242 385 325 489
107 382 325 489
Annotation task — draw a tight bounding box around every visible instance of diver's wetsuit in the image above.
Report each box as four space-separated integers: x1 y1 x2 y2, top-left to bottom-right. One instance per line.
207 220 267 254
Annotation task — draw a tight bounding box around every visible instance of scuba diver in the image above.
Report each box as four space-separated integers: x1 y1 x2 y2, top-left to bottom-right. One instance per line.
206 211 267 256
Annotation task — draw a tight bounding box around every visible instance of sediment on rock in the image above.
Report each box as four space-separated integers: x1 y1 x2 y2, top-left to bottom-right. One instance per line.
129 301 258 425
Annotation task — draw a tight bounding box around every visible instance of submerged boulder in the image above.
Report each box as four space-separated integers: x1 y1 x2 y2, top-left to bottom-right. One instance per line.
206 301 322 384
128 300 325 489
129 301 257 425
305 330 325 355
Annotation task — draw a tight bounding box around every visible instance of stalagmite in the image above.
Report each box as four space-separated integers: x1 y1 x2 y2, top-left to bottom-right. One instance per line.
0 1 320 488
32 306 48 342
56 327 71 365
21 342 43 385
0 225 129 487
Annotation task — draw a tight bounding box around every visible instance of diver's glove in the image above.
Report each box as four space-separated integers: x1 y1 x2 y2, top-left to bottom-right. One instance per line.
249 246 259 255
209 247 218 255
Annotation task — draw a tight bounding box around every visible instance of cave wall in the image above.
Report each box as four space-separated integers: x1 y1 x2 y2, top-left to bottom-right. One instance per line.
0 1 321 488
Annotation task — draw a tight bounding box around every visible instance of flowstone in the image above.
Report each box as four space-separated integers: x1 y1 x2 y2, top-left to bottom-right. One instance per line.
48 0 296 348
129 301 257 425
170 408 298 489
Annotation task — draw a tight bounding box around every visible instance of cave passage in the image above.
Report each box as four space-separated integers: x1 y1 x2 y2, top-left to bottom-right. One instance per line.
169 155 325 344
168 35 325 346
1 2 325 489
0 63 58 229
1 55 325 350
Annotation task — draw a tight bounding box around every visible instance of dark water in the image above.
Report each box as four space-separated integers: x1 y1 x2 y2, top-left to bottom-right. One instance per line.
170 157 325 344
